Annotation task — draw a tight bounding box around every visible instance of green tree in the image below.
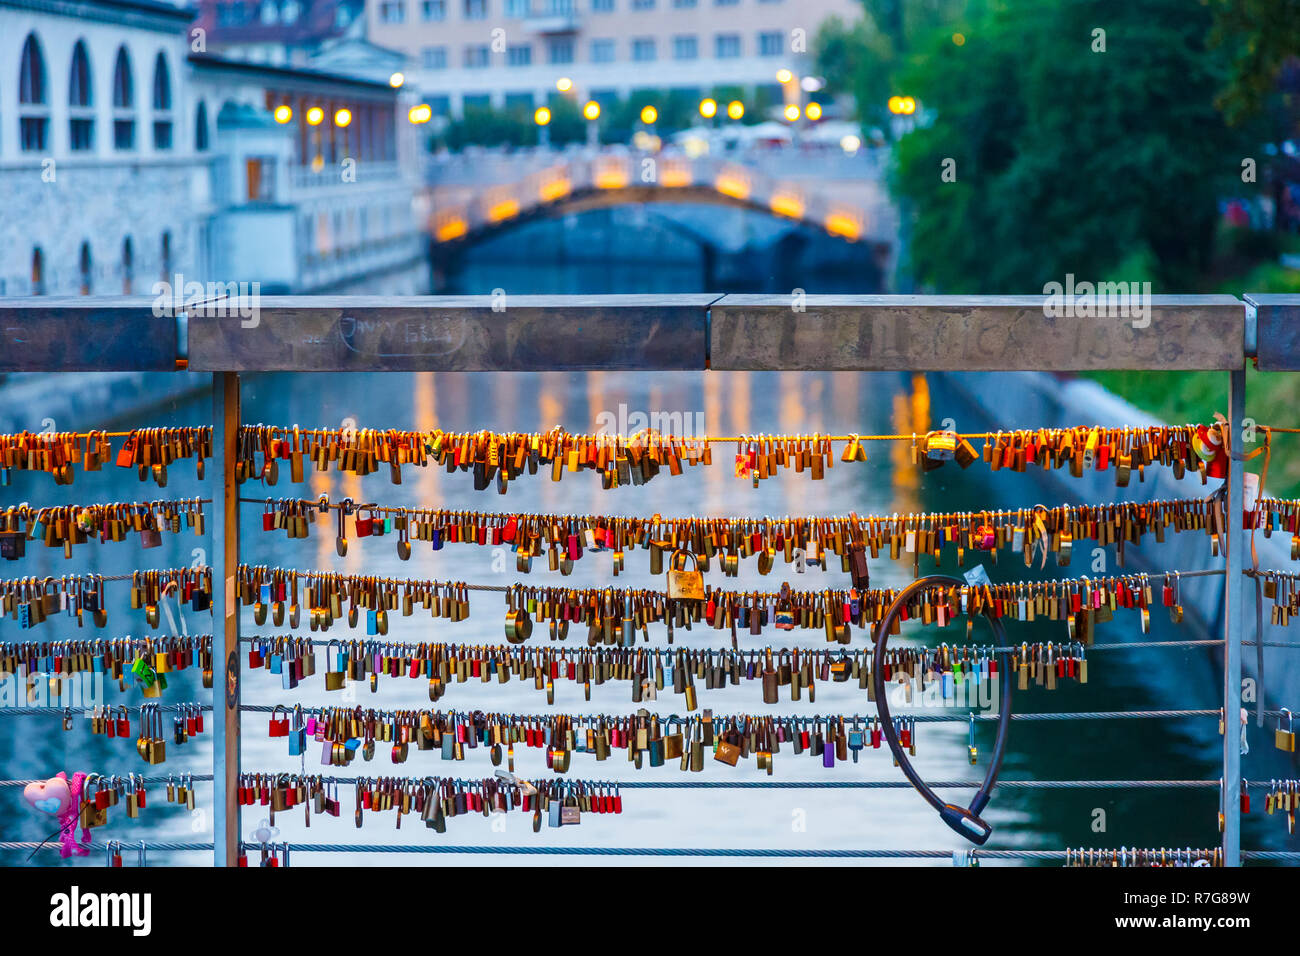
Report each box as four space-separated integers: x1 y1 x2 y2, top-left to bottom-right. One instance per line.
1209 0 1300 123
891 0 1256 293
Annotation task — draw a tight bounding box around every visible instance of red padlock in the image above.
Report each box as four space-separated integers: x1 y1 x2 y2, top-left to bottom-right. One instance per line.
268 705 290 738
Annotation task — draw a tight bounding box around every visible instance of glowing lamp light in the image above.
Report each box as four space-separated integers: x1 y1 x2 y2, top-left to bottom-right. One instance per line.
783 104 800 122
334 108 352 127
775 69 793 84
699 98 717 119
640 105 658 125
534 106 552 126
306 107 324 126
556 77 573 92
726 100 744 121
953 32 966 46
583 100 601 121
769 194 804 219
273 105 293 124
901 96 917 115
840 134 861 154
805 101 822 121
408 104 432 124
389 72 405 88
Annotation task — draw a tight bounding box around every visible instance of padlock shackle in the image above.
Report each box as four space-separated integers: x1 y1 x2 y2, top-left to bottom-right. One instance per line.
871 574 1012 846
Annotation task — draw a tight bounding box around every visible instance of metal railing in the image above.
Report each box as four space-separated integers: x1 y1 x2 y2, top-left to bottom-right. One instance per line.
1 292 1297 866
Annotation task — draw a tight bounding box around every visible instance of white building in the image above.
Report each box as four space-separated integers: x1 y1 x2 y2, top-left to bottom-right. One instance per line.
0 0 427 297
365 0 862 116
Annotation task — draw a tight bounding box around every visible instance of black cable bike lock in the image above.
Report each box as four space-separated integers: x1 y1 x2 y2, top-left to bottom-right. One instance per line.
871 574 1013 845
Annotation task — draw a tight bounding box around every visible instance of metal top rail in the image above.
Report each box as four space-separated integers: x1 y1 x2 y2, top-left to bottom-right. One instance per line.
2 293 1289 373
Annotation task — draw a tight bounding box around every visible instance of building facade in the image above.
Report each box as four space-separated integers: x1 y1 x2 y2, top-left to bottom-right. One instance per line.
364 0 861 116
0 0 426 298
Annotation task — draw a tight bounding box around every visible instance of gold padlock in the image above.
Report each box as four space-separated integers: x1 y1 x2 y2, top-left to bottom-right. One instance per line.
1276 708 1296 752
666 549 705 601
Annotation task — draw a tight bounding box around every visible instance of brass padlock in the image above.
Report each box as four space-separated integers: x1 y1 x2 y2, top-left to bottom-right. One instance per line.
666 550 705 601
1276 708 1296 752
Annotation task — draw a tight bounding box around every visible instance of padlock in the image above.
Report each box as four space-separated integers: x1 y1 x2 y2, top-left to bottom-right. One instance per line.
1276 708 1296 752
666 550 704 601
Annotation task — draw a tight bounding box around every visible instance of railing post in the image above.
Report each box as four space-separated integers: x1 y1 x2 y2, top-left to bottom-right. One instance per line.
212 371 241 866
1223 365 1246 866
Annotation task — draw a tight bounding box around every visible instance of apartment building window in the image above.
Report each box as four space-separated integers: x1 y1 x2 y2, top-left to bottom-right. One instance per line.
758 30 782 56
379 0 405 23
464 0 487 18
111 46 135 151
715 0 738 4
505 92 534 111
632 0 654 8
591 0 613 10
121 236 134 295
463 93 491 111
714 33 741 58
246 157 275 201
422 46 448 68
421 0 446 19
78 242 93 295
68 39 94 152
18 33 49 152
151 52 173 150
31 248 45 295
507 44 532 66
590 38 615 62
505 0 528 15
543 0 574 12
464 45 490 67
194 101 209 150
548 38 574 63
672 0 696 7
631 37 656 61
672 35 697 60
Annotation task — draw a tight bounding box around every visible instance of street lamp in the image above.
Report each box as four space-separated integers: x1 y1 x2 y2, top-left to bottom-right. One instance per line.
389 72 405 88
640 105 658 125
776 69 793 85
805 101 822 121
889 96 917 116
726 100 744 121
333 108 352 127
306 106 324 126
535 105 552 148
408 104 432 124
699 98 717 122
556 77 573 93
783 104 800 122
583 100 600 147
273 105 293 124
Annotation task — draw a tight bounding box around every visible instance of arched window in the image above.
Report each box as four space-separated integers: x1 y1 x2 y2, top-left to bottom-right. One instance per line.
31 248 45 295
151 52 172 149
194 100 209 151
69 40 94 151
160 231 172 282
78 242 93 295
18 33 49 151
121 236 134 294
112 46 135 150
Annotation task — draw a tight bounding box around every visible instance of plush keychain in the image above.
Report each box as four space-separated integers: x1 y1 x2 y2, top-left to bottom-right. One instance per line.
1193 420 1230 479
22 772 91 858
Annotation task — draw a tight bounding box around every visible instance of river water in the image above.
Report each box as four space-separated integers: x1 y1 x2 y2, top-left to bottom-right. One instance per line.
0 238 1244 867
